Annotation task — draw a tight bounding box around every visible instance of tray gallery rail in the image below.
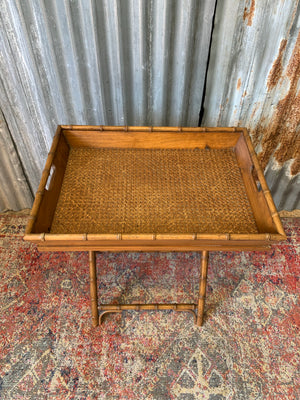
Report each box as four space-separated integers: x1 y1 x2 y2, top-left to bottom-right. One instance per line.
24 126 286 327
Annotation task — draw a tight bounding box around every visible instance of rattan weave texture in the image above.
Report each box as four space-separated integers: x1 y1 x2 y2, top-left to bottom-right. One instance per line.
50 148 258 234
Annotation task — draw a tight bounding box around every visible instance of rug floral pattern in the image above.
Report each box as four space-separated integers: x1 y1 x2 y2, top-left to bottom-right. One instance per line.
0 213 299 399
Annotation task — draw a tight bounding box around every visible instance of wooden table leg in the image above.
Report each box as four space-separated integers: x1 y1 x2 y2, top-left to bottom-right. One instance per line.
89 251 99 327
197 251 209 326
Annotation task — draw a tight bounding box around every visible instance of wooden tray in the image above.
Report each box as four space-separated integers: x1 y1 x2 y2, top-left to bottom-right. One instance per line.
24 125 286 327
24 126 286 252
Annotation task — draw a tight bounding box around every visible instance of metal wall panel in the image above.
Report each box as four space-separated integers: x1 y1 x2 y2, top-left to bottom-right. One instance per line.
202 0 300 210
0 110 33 211
0 0 216 211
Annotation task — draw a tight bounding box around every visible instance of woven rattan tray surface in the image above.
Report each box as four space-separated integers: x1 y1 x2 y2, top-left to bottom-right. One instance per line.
51 147 257 235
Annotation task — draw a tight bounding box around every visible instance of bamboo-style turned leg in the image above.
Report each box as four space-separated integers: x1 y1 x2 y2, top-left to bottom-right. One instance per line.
197 251 209 326
89 251 99 327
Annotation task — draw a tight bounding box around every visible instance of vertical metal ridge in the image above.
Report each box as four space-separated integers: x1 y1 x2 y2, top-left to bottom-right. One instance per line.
150 0 171 125
0 1 48 189
44 0 85 122
18 1 66 128
126 0 148 125
67 0 105 124
103 0 127 125
167 0 197 126
92 0 111 124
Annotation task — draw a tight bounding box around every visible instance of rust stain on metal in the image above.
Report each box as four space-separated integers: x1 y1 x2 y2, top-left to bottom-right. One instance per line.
237 78 242 90
243 0 256 26
267 39 287 91
250 102 260 120
252 31 300 176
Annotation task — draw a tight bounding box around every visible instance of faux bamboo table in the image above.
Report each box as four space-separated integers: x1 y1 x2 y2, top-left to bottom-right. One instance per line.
24 126 286 327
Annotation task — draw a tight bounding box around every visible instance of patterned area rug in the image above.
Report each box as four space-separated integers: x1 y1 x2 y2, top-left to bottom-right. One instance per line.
0 212 299 399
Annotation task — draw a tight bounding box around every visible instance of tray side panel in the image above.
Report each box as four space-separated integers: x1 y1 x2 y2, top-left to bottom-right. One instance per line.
33 134 70 233
62 130 241 149
235 135 278 234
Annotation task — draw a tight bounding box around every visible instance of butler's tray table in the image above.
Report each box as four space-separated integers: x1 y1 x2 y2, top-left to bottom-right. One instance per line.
24 126 286 327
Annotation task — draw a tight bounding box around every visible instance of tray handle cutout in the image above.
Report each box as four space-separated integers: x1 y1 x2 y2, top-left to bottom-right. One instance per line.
251 165 262 192
45 165 56 191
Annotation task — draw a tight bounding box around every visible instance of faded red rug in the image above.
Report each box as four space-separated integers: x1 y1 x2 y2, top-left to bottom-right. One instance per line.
0 212 299 399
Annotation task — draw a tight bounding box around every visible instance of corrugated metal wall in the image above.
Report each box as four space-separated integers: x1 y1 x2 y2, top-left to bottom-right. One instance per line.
0 110 33 210
202 0 300 210
0 0 216 211
0 0 299 212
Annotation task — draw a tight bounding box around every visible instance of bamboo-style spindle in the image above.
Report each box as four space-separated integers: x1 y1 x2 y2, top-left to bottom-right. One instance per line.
89 251 99 327
98 303 197 325
197 251 209 326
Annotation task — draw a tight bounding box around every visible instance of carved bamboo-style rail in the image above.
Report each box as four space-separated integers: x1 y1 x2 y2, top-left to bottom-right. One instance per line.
24 232 284 242
98 303 198 325
60 125 244 133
